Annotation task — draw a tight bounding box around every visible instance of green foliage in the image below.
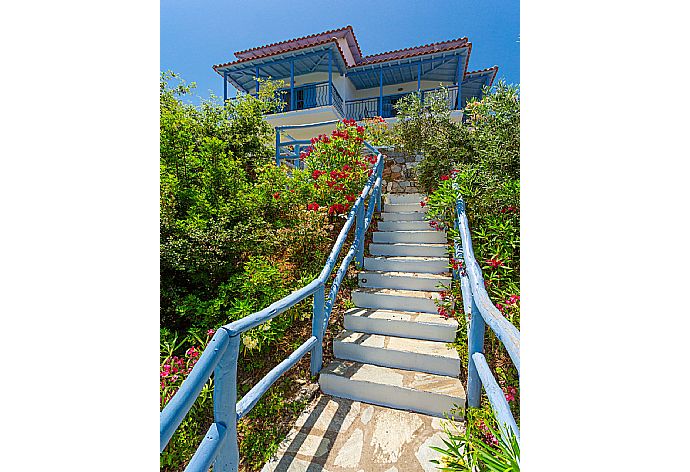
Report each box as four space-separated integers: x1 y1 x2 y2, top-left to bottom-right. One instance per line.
431 407 520 471
392 87 474 192
392 81 519 203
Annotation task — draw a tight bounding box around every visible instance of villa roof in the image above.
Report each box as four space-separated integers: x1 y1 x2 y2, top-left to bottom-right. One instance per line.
213 27 497 93
357 37 469 66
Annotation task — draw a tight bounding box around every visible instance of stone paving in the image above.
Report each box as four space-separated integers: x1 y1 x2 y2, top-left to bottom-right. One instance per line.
261 394 463 472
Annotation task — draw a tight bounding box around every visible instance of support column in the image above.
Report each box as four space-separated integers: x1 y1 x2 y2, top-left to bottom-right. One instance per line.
378 68 383 117
417 62 421 92
223 71 228 103
290 59 295 111
456 56 463 109
328 49 333 105
256 66 260 94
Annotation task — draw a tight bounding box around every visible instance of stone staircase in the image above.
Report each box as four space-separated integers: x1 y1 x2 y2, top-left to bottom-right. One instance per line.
319 193 466 419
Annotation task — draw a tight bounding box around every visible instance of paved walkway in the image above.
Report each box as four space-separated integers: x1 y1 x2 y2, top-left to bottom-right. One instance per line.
261 394 463 472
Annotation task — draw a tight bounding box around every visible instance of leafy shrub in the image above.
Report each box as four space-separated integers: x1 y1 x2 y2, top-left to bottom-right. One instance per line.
431 407 520 471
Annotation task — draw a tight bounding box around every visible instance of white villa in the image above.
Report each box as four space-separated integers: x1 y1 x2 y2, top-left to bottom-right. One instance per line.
213 26 497 138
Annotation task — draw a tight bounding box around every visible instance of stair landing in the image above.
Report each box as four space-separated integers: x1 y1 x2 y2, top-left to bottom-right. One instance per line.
261 394 463 472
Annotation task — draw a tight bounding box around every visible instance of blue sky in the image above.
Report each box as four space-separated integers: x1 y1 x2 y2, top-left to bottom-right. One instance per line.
161 0 519 103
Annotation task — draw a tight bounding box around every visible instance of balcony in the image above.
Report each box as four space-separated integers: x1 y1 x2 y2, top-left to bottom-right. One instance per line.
345 85 459 120
265 82 459 121
265 81 344 117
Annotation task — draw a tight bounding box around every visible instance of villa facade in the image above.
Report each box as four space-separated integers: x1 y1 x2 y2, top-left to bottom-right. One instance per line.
213 26 497 136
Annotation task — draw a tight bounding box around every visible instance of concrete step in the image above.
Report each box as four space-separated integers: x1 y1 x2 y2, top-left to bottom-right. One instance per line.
377 220 434 231
358 270 451 292
381 211 426 221
384 193 426 205
344 307 457 342
319 360 465 418
352 287 440 313
364 256 449 274
373 230 447 244
332 330 461 377
370 242 448 258
385 203 427 213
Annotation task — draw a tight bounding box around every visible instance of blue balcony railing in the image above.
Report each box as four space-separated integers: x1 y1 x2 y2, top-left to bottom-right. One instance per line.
263 83 460 121
453 196 520 441
345 85 460 120
160 124 385 471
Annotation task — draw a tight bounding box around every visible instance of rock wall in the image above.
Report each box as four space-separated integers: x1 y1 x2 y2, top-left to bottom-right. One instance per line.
379 148 423 194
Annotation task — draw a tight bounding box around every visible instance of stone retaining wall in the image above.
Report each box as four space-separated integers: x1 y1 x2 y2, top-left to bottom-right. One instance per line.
379 148 423 194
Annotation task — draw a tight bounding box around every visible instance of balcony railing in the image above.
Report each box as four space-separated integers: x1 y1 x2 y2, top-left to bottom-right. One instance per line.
263 83 459 121
345 85 459 120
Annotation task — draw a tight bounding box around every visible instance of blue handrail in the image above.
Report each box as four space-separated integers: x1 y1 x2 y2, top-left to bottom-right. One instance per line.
453 197 520 441
160 128 385 471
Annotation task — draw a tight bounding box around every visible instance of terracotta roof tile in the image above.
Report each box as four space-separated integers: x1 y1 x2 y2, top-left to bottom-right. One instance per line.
213 38 350 71
465 66 499 86
357 37 469 65
233 25 362 63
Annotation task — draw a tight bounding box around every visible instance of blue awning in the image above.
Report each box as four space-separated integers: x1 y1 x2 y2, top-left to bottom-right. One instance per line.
460 68 497 107
345 49 469 90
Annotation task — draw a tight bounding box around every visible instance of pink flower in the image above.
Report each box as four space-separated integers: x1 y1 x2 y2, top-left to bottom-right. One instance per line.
505 386 518 402
186 346 199 358
207 329 215 336
506 294 520 305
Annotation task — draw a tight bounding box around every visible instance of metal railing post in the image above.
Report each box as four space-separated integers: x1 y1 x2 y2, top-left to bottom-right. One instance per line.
377 156 384 212
467 294 485 408
355 201 365 266
213 334 241 471
275 128 281 166
310 284 325 376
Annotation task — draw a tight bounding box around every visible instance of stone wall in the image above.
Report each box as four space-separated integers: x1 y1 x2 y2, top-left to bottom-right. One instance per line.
379 148 423 194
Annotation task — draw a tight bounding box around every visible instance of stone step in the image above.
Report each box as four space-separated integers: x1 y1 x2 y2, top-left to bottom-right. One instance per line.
373 230 447 244
381 211 426 221
377 220 433 231
364 256 449 274
358 270 451 292
344 307 457 342
319 360 465 418
352 287 440 313
385 203 427 213
384 193 425 205
370 242 448 257
332 330 461 377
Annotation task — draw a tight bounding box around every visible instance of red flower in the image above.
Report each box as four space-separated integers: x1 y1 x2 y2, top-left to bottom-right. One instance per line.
342 164 350 172
440 175 449 181
505 386 518 402
507 294 520 305
356 125 365 134
272 192 280 199
486 258 503 268
328 203 348 215
307 202 320 211
345 194 356 203
312 169 325 179
420 200 426 207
